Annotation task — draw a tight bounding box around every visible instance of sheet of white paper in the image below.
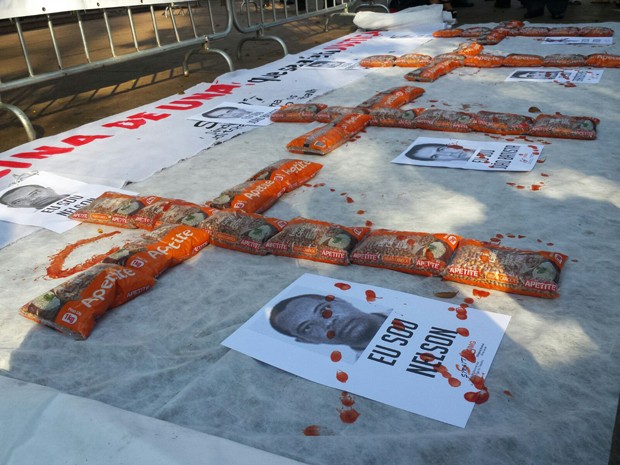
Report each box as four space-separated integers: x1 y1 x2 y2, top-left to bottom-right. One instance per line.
300 60 360 70
222 273 510 428
505 68 604 83
541 37 613 45
188 102 278 126
0 172 136 233
391 137 542 171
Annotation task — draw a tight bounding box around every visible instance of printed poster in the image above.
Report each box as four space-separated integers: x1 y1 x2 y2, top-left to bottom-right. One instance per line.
300 59 360 70
391 137 542 171
505 68 603 83
541 37 613 45
188 102 277 126
222 273 510 427
0 172 136 233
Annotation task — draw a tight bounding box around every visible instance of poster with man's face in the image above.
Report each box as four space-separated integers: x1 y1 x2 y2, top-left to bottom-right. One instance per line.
392 137 542 171
0 172 135 233
222 273 511 427
505 68 603 83
188 102 277 126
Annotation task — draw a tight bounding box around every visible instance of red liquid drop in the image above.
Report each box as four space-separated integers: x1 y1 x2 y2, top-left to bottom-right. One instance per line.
473 289 490 298
541 173 549 177
326 330 336 339
365 220 374 227
449 377 462 387
456 307 467 314
464 390 490 404
322 309 333 319
518 235 526 239
340 392 355 407
357 210 365 215
503 390 513 397
325 295 335 302
456 313 468 320
365 290 377 302
547 242 554 246
346 197 354 204
331 351 342 362
330 188 335 192
336 370 349 383
496 234 504 239
303 425 321 436
490 237 501 243
456 327 470 337
506 182 516 186
460 349 477 363
469 375 486 390
420 353 435 362
464 297 474 304
391 319 405 330
531 185 542 191
339 409 360 424
334 282 351 290
516 185 525 189
507 233 515 238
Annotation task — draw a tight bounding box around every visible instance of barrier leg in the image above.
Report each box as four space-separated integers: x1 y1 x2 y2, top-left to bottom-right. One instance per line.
236 31 288 60
325 4 354 31
183 42 235 76
0 102 37 142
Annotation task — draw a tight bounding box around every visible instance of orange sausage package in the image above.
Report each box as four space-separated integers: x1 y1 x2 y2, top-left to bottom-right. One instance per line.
19 263 156 339
199 209 288 255
464 54 505 68
543 54 586 67
404 60 461 82
70 192 142 228
474 28 510 45
270 103 328 123
103 224 211 278
264 217 370 265
246 159 323 192
527 114 599 140
578 26 613 37
155 199 218 228
368 108 420 128
502 54 544 67
469 111 534 135
518 27 550 37
432 29 463 38
356 86 425 110
359 55 397 67
585 54 620 67
442 239 568 298
460 26 492 37
413 109 474 132
129 195 171 230
545 27 581 37
394 53 433 68
286 113 372 156
455 42 484 56
315 107 368 124
207 180 286 213
350 230 461 276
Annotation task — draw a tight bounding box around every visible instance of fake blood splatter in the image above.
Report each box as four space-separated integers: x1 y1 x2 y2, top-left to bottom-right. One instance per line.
365 290 378 302
473 289 490 298
46 231 121 279
334 282 351 291
464 390 490 404
336 370 349 383
503 390 514 397
460 349 477 363
303 425 321 436
464 297 474 304
357 210 365 215
456 327 470 337
322 309 333 319
326 330 336 339
325 294 335 302
365 220 373 227
340 392 355 407
331 351 342 362
339 408 360 424
346 197 354 204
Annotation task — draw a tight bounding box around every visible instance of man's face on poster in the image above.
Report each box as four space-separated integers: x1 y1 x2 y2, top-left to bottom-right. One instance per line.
270 294 384 350
203 106 252 119
0 185 61 209
406 144 473 162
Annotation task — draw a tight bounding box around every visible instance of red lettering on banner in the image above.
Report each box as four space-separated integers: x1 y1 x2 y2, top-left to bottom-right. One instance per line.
11 145 73 160
157 100 203 111
104 119 147 130
63 134 112 147
0 160 33 168
128 111 170 122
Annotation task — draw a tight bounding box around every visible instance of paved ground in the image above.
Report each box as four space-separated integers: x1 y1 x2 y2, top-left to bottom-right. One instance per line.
1 0 619 152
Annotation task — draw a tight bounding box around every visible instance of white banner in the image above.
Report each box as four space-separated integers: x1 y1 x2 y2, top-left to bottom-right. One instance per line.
0 0 176 19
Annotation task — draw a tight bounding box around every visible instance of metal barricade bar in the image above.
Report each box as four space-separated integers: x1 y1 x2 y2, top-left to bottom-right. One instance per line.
0 1 235 141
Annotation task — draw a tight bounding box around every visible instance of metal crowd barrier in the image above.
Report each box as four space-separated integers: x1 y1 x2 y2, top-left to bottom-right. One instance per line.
232 0 352 58
0 0 235 141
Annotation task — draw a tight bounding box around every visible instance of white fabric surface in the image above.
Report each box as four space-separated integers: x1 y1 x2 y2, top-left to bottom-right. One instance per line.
0 377 306 465
0 21 618 465
354 4 456 30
